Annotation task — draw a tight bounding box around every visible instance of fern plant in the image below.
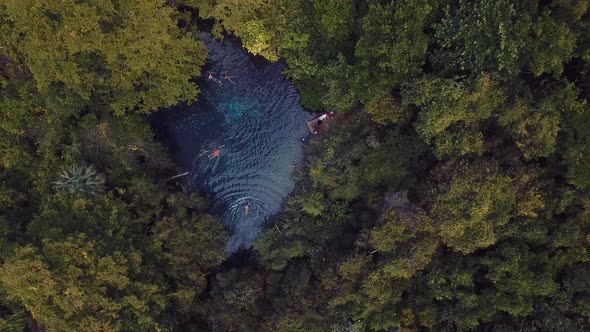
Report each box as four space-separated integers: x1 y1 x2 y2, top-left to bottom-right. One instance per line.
53 164 105 196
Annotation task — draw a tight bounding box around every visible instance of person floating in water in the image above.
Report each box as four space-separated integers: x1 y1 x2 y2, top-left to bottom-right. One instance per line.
221 71 236 84
207 72 222 85
244 201 251 215
209 148 221 159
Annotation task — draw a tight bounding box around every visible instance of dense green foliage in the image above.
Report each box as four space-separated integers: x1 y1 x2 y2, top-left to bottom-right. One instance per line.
183 0 590 331
1 0 590 331
0 1 225 330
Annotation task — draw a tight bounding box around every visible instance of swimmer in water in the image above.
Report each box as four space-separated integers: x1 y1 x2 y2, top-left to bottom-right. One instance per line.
221 71 236 84
245 201 251 215
209 148 221 159
208 72 222 85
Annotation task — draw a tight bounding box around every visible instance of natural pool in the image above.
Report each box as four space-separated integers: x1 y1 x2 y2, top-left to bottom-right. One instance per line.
151 34 311 251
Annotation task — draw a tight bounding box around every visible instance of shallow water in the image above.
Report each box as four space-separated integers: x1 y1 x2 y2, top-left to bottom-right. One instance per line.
151 34 311 251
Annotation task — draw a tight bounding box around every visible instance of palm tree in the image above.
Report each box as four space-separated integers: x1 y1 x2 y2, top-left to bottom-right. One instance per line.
53 164 105 196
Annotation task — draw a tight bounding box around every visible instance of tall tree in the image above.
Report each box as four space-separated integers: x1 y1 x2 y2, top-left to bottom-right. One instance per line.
0 0 207 115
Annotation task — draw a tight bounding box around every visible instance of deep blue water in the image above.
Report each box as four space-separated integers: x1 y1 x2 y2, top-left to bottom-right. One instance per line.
151 34 311 251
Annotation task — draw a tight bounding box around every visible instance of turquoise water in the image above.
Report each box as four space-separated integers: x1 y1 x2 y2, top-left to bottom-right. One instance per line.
151 35 311 251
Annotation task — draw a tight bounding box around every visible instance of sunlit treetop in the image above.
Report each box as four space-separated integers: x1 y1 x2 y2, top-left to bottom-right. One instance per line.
0 0 207 115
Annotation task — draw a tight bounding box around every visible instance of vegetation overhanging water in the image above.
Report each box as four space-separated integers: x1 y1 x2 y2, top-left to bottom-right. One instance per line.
2 1 590 330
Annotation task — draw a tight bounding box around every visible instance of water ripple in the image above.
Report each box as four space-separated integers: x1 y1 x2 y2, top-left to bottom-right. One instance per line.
150 34 312 251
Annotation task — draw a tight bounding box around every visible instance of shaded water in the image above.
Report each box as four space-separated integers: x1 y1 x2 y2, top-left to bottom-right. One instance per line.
151 35 311 251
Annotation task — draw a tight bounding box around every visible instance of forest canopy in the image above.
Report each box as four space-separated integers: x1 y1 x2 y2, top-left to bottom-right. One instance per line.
1 0 589 331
